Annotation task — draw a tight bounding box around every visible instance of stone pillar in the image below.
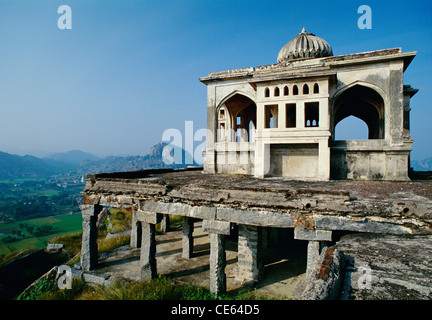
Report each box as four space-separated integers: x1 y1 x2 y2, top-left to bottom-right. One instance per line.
140 222 157 280
80 204 103 271
209 233 226 296
202 219 231 295
182 217 194 259
306 240 321 275
294 228 332 276
136 210 162 281
160 214 170 234
130 210 142 248
237 224 263 285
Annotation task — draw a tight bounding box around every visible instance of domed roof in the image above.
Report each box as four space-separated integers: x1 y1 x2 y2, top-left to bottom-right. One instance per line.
277 28 333 63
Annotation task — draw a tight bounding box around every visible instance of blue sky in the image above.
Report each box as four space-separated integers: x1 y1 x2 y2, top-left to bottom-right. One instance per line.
0 0 430 160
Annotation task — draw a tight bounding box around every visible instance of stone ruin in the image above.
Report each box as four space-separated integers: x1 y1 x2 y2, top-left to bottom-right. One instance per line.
77 29 432 299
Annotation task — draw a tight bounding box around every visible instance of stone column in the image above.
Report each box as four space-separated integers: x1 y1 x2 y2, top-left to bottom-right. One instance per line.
140 222 157 280
160 214 170 234
236 224 263 285
294 228 332 276
182 217 194 259
209 233 226 296
136 210 162 281
130 210 141 248
80 204 103 271
203 219 231 296
306 241 321 275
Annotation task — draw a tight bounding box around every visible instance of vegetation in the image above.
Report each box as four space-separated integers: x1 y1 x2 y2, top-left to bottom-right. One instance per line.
0 214 83 258
0 177 83 223
21 275 271 301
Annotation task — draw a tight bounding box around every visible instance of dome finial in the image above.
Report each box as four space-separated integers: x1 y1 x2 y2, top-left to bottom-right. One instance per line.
277 29 333 63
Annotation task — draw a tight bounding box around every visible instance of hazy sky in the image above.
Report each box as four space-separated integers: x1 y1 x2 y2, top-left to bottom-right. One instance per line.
0 0 431 160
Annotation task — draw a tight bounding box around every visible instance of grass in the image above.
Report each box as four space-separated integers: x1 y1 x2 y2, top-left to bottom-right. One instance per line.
29 275 272 301
0 214 83 257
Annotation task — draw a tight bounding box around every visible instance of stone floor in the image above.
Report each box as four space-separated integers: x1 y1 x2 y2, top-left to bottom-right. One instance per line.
337 233 432 300
93 222 307 299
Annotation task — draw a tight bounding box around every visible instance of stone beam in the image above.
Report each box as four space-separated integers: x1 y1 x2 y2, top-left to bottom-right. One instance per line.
169 202 216 220
135 210 163 224
294 228 332 241
216 207 295 228
202 220 231 235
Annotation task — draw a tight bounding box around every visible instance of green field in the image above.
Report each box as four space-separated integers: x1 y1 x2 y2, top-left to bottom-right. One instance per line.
0 214 83 256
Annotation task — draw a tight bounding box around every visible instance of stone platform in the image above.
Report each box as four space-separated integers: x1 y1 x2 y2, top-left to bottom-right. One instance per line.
79 168 432 295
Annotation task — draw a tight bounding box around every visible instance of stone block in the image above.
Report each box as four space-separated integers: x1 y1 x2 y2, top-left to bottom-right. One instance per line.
144 200 170 214
135 210 163 224
294 228 332 241
188 206 217 220
216 207 294 228
202 220 231 235
83 273 111 285
79 204 99 217
168 202 190 216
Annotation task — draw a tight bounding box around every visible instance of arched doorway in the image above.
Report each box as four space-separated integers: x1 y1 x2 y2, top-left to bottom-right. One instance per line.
333 85 385 140
217 93 257 143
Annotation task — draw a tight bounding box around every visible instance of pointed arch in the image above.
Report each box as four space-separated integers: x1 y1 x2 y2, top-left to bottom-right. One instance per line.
333 84 385 140
216 92 257 142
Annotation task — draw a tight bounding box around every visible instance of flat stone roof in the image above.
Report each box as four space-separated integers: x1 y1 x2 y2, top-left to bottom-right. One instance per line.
83 168 432 234
199 48 417 83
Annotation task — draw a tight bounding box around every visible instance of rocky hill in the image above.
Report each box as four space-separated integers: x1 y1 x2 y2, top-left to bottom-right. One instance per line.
0 142 196 180
76 143 195 175
412 157 432 171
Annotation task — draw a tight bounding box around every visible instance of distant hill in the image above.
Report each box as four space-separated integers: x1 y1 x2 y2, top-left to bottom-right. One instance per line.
44 150 99 165
412 157 432 171
0 143 199 180
76 143 196 175
0 151 73 180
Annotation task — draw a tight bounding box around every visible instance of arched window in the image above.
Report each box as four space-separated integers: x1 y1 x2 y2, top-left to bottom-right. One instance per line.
284 86 289 96
305 102 319 127
293 85 298 95
274 87 280 97
303 84 309 94
313 83 319 94
265 87 270 97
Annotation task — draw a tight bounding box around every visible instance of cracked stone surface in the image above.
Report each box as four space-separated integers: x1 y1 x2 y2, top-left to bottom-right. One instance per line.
337 233 432 300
